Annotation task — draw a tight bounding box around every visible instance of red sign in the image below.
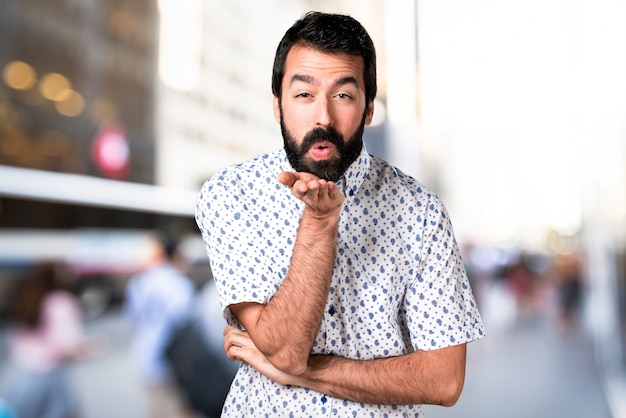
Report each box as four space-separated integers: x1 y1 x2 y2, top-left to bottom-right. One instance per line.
91 123 130 179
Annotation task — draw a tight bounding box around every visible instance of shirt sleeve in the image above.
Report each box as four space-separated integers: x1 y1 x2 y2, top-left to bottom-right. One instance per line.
195 172 290 328
41 291 84 359
404 196 485 350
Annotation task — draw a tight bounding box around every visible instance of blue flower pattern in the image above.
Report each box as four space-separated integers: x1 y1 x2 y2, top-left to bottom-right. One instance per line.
195 147 485 417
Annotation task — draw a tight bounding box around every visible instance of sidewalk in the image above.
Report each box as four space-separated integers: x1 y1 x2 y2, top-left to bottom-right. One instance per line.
0 310 619 418
424 316 613 418
69 312 620 418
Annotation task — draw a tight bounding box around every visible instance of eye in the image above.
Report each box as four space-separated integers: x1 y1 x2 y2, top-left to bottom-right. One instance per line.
336 92 353 100
295 92 311 98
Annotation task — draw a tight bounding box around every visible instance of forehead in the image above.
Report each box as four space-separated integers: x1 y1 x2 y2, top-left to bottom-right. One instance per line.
283 45 365 88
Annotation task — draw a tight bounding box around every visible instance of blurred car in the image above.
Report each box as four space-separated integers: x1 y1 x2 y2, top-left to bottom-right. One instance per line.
0 229 212 321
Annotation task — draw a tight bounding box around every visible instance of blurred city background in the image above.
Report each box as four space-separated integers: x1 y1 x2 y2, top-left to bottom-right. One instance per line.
0 0 625 417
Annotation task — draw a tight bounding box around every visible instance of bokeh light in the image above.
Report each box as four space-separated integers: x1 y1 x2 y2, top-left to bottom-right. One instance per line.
2 61 37 91
38 72 72 102
54 89 84 117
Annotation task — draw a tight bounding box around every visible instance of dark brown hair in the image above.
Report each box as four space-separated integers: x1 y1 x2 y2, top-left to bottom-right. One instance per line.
271 11 377 105
9 261 74 329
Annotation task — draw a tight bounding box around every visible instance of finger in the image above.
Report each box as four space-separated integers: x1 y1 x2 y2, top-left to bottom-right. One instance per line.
279 171 322 188
304 180 340 202
224 329 242 345
320 180 341 197
223 325 235 336
225 346 239 362
278 171 296 187
224 334 255 363
223 326 245 346
223 327 246 354
301 177 333 194
226 328 253 348
223 335 244 362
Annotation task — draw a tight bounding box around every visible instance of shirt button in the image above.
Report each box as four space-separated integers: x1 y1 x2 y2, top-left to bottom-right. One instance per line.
321 395 327 404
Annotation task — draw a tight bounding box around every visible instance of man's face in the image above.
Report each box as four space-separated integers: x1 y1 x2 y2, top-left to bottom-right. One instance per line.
274 46 374 181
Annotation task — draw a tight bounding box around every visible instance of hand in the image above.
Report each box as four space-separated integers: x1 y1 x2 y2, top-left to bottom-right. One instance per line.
278 172 344 217
223 326 296 386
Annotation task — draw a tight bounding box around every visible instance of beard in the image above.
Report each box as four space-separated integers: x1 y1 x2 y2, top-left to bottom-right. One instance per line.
281 110 366 182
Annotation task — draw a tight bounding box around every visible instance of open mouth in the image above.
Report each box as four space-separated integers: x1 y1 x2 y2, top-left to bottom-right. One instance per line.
309 142 335 160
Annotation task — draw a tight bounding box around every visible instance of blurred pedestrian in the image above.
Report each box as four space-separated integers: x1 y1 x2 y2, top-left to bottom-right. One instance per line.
555 251 584 334
124 233 196 418
502 255 536 319
0 261 94 418
164 278 239 418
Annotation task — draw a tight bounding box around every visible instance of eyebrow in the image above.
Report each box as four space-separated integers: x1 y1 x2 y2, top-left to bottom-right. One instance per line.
289 74 359 89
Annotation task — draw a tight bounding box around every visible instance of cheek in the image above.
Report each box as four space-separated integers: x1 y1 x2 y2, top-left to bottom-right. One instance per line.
282 109 309 137
337 109 366 135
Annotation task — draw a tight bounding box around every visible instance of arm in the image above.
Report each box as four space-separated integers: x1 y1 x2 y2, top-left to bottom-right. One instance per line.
44 292 104 361
230 172 344 375
297 345 466 406
224 326 467 406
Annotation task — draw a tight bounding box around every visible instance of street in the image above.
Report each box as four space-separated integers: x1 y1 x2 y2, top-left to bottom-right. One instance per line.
424 317 612 418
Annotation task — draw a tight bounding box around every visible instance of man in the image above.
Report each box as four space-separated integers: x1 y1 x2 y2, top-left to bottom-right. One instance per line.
125 233 196 418
195 11 485 417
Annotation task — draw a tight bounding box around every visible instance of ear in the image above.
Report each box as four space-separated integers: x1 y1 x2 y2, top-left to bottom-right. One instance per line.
273 96 281 123
364 101 375 126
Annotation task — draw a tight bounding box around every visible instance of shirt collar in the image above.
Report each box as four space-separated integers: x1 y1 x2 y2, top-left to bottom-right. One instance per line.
337 146 371 197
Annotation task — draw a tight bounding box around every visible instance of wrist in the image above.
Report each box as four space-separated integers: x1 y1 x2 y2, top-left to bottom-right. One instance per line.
301 206 341 227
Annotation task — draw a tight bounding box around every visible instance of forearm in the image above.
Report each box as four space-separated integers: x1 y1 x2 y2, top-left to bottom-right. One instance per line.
245 208 339 373
291 346 467 406
224 328 467 406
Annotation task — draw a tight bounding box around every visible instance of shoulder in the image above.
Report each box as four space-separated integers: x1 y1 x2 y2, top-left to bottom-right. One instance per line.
197 150 285 203
197 150 291 212
368 155 442 205
45 290 79 307
205 150 284 187
42 290 81 319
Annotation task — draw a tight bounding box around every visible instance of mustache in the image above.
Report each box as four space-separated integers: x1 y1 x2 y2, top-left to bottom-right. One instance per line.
300 127 343 151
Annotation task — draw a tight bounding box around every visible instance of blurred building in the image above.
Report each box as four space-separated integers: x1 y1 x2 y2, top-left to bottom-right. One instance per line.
416 1 626 414
0 0 157 182
154 0 392 191
0 0 395 224
155 0 300 190
0 0 163 229
0 0 404 317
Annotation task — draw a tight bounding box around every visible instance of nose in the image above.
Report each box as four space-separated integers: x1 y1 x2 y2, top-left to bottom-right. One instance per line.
315 97 333 128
